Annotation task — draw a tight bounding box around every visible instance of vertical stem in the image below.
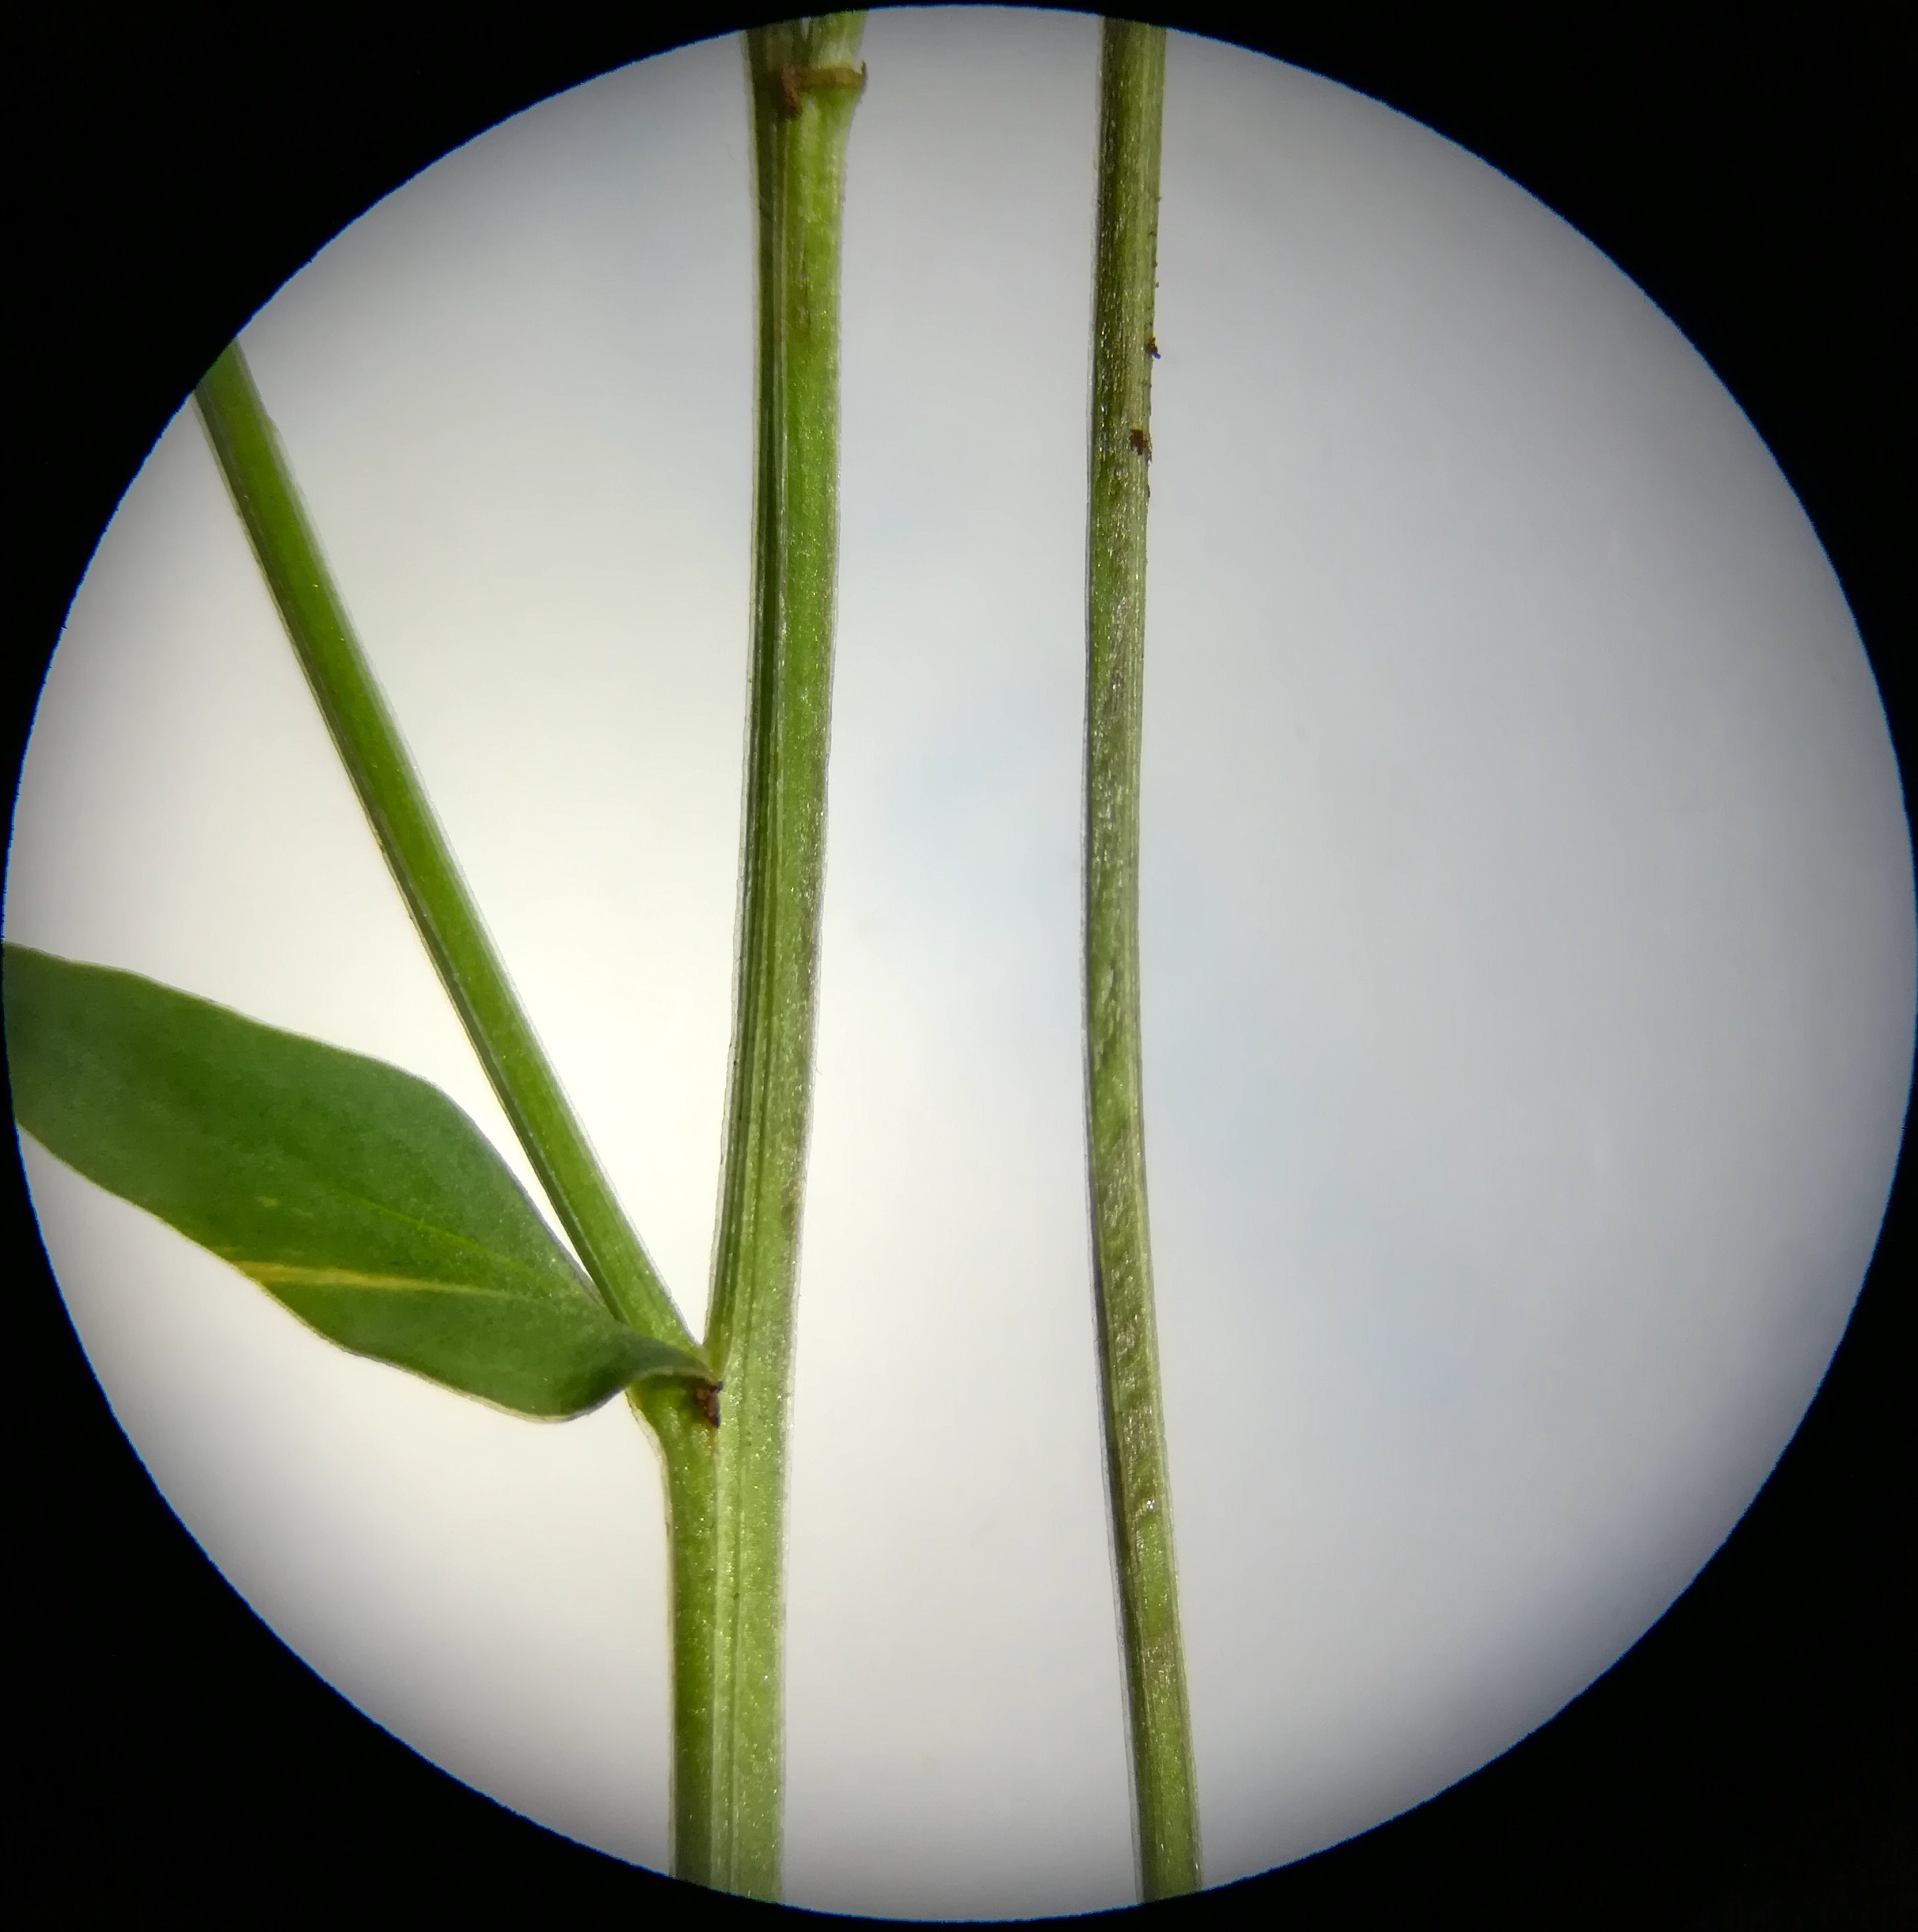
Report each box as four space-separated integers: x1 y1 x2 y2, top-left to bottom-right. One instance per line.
635 1378 722 1883
1084 20 1200 1901
193 344 693 1357
691 14 866 1901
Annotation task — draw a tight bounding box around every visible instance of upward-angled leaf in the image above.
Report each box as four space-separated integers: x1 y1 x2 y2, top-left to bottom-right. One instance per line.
3 944 710 1418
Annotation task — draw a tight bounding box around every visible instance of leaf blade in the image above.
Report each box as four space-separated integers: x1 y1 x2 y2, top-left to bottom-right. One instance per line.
4 944 709 1417
247 1269 707 1419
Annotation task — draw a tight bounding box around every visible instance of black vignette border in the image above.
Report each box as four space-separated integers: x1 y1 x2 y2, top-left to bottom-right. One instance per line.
7 1 1911 1923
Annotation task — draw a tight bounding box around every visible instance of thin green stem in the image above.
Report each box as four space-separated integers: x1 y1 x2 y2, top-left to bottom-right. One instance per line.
193 346 693 1356
1084 19 1200 1902
676 14 866 1901
633 1377 722 1881
197 333 739 1895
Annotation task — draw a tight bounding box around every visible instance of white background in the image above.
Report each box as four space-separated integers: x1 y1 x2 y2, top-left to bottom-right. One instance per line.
7 11 1912 1919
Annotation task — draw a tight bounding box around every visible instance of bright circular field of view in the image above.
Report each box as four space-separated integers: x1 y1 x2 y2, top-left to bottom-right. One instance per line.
6 10 1911 1920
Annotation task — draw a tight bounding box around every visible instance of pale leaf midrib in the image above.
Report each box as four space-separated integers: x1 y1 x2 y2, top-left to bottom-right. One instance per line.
239 1262 522 1298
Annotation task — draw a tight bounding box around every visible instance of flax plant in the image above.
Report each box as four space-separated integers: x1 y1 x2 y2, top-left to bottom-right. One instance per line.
6 11 1207 1910
6 15 867 1901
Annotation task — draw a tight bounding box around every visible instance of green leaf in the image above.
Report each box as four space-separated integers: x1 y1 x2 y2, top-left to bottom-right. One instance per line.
3 944 711 1418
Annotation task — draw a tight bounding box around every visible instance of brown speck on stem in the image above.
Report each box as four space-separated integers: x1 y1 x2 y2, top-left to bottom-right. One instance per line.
693 1381 722 1428
1146 332 1161 359
1129 425 1153 460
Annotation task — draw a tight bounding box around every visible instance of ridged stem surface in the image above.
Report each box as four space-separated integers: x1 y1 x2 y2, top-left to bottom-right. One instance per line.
689 13 866 1900
1083 18 1202 1902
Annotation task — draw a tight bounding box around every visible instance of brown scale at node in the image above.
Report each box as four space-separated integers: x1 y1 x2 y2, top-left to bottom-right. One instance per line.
777 63 868 118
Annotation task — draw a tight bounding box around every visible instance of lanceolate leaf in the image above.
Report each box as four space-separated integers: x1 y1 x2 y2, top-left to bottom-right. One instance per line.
3 944 711 1417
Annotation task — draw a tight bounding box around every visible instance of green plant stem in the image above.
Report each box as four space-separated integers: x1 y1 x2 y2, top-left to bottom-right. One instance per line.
193 345 693 1357
634 1379 722 1877
196 342 736 1890
665 14 868 1901
1084 18 1201 1902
